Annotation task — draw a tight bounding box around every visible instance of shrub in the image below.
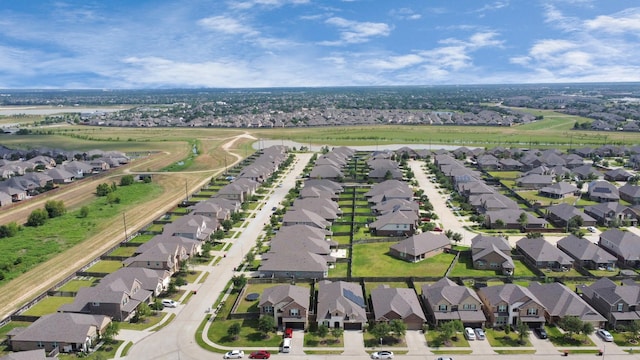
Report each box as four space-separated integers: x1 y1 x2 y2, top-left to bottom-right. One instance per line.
26 209 48 227
119 175 135 186
45 200 66 218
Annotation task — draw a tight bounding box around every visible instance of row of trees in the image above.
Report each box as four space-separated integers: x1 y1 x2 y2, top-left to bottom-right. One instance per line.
26 200 66 227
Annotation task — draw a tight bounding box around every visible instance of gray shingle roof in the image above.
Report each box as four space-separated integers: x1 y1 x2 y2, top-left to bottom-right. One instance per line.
556 235 616 263
516 237 574 265
528 282 605 323
9 313 110 344
317 281 367 323
371 285 426 322
389 232 450 257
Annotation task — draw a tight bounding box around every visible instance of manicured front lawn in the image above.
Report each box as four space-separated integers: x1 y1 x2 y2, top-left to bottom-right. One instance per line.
21 296 75 316
57 340 122 360
119 312 166 330
304 332 344 347
611 331 640 347
207 318 283 347
352 242 455 277
485 328 532 347
364 331 406 347
425 330 470 348
546 325 595 347
184 270 202 283
85 260 123 274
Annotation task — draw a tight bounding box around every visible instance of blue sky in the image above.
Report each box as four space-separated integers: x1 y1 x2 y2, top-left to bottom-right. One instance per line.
1 0 639 88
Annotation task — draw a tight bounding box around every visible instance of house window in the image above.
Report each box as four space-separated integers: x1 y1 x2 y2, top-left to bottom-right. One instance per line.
497 305 507 312
290 308 300 316
92 302 100 307
263 306 274 314
527 308 538 316
490 262 499 268
438 304 448 312
462 304 477 310
37 341 44 348
617 303 624 312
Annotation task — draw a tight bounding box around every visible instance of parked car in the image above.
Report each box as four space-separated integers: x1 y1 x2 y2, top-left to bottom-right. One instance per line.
464 327 476 341
597 329 613 342
224 350 245 359
433 227 443 232
248 350 270 359
474 328 485 340
435 357 454 360
284 328 293 338
587 226 597 233
371 351 394 359
161 299 178 308
534 327 548 339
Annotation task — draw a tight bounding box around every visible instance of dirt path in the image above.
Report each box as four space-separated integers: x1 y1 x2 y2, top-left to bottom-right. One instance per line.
0 134 252 320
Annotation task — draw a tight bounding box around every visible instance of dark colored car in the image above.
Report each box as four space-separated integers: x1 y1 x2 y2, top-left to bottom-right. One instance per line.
534 327 547 339
249 350 270 359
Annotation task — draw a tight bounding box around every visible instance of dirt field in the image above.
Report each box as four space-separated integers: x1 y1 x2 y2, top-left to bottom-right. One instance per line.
0 133 255 320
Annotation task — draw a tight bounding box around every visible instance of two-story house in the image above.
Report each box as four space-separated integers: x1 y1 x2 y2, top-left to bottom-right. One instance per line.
259 284 310 330
316 281 367 330
421 278 486 328
477 284 546 328
580 277 640 328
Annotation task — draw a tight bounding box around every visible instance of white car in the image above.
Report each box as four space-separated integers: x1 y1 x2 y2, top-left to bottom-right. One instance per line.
587 226 597 233
224 349 245 359
464 327 476 340
597 329 613 342
371 350 394 359
161 299 178 308
436 357 454 360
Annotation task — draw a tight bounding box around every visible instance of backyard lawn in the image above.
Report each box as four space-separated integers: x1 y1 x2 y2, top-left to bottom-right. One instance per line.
329 262 348 278
57 277 98 292
351 242 455 277
512 259 538 277
85 260 123 274
449 253 502 277
108 246 138 257
21 296 75 316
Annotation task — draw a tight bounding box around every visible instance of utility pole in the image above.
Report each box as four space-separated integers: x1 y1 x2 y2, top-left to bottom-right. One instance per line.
224 156 228 175
123 213 128 241
184 180 188 203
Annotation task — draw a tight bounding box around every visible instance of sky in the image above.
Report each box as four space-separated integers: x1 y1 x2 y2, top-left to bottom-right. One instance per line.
1 0 639 89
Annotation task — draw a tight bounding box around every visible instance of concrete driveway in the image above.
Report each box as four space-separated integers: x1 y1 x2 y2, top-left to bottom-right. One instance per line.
529 331 559 355
404 330 431 356
342 330 366 356
409 160 476 245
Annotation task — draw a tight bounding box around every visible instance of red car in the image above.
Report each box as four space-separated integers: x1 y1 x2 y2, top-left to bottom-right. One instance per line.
433 227 443 232
249 350 271 359
284 327 293 338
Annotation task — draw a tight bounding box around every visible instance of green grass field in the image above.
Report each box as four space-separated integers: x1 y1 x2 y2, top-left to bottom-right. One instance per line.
351 242 454 277
57 277 98 292
0 182 161 286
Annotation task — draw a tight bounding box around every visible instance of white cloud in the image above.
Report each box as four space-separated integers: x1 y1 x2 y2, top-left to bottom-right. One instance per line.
197 16 258 36
584 8 640 34
228 0 309 10
389 8 422 20
365 54 424 71
474 1 510 13
320 17 391 46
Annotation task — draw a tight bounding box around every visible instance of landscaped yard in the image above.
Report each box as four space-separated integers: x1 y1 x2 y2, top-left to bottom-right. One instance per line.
449 253 502 277
85 260 123 274
352 242 455 277
57 340 122 360
108 246 138 257
611 330 640 347
207 317 283 347
234 282 311 314
21 296 75 316
329 262 348 278
119 312 166 330
485 328 532 347
127 234 154 245
546 325 595 347
57 277 98 292
304 332 344 347
425 330 470 348
364 331 406 347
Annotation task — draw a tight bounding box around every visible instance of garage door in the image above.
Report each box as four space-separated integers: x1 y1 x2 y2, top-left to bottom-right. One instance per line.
343 322 362 330
284 321 305 330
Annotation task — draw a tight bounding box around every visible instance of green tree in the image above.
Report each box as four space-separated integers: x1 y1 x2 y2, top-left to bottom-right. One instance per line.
384 170 393 180
494 219 505 229
369 322 391 344
0 222 20 238
390 319 407 340
227 323 241 340
558 316 583 338
96 183 112 196
516 320 529 345
518 212 528 229
26 209 48 227
79 206 90 218
102 322 120 344
316 324 329 338
44 200 66 218
119 174 135 186
439 320 458 341
567 215 583 232
330 327 343 342
221 219 234 232
258 316 276 338
106 192 120 204
231 274 247 290
581 321 594 341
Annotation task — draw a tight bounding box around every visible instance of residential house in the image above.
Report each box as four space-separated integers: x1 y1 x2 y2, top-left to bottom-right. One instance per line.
604 168 633 182
515 174 554 190
316 281 367 330
538 182 578 199
572 165 600 180
369 209 418 236
370 285 426 330
470 234 514 275
259 250 330 279
484 210 547 230
61 160 94 178
371 199 419 216
187 201 231 222
618 183 640 205
122 242 187 274
556 235 616 271
499 158 523 170
580 277 640 328
0 191 12 207
58 277 152 321
303 179 343 194
100 267 171 297
587 181 620 202
162 214 218 241
259 284 310 329
282 209 331 232
309 165 344 180
477 284 546 328
389 232 451 262
546 203 597 228
43 168 75 184
136 234 202 258
0 349 52 360
421 278 486 327
584 202 638 227
599 229 640 267
516 237 573 271
291 197 342 221
527 282 606 327
270 226 336 257
7 313 111 353
469 193 519 213
0 185 26 202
